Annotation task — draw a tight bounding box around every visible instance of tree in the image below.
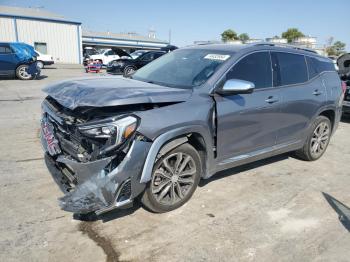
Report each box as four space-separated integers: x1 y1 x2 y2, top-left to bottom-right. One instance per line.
239 33 250 42
221 29 238 42
281 28 305 43
326 40 346 56
333 41 346 55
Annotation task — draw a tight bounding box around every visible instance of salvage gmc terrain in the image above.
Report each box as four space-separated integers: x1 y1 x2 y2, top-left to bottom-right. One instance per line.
41 43 343 215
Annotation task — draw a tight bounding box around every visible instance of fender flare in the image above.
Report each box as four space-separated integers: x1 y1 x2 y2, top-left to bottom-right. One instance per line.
139 125 214 183
304 104 338 139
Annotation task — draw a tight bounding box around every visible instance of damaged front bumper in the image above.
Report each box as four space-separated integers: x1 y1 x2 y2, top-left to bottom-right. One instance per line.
43 139 151 214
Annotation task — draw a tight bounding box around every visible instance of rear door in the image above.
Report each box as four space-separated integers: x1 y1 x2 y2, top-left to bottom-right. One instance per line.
273 52 326 145
215 51 282 161
0 44 16 76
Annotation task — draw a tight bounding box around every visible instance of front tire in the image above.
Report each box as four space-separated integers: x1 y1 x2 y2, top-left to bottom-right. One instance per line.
296 116 331 161
36 61 44 69
141 143 201 213
123 66 136 77
16 65 33 80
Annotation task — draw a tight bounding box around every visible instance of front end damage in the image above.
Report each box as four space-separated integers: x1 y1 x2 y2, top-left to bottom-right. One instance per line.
40 97 152 214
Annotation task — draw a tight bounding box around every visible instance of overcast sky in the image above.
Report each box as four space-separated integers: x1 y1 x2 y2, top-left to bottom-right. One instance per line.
1 0 349 50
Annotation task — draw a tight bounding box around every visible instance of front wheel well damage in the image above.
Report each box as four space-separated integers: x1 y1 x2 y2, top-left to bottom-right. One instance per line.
156 133 208 178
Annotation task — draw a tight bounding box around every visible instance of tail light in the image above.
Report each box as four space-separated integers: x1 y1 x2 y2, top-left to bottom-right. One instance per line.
341 81 347 94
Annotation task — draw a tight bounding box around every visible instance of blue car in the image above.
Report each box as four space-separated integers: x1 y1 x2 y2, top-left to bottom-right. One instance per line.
0 42 40 80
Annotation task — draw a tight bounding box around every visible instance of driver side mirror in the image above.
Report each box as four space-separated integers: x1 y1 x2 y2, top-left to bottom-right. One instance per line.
216 79 255 95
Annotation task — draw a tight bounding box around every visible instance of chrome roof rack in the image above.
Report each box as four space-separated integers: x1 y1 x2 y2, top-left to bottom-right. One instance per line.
251 42 318 54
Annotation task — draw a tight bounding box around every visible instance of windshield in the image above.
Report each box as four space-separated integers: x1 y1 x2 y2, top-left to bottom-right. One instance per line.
132 49 231 88
130 50 146 59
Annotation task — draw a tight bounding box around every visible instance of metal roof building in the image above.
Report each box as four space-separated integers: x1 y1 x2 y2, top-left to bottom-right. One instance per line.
0 5 168 64
82 30 168 51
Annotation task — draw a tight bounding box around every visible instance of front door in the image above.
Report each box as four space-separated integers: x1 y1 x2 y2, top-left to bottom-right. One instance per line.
215 51 282 161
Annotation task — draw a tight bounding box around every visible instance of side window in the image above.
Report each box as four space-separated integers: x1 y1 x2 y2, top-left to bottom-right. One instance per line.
154 52 163 59
141 53 153 61
0 45 12 54
274 52 308 86
226 52 272 89
306 56 318 79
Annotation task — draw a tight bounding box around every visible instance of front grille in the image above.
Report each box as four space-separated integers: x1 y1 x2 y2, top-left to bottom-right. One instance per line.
43 99 94 161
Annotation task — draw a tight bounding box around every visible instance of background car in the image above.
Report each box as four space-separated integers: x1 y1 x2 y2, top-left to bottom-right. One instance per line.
35 50 54 69
338 53 350 115
89 47 131 65
107 50 165 76
0 42 40 80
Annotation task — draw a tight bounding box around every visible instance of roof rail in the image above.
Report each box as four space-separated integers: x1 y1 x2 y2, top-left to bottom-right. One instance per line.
251 42 318 54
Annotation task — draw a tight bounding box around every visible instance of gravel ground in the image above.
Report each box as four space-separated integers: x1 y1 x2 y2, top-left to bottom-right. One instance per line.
0 65 349 262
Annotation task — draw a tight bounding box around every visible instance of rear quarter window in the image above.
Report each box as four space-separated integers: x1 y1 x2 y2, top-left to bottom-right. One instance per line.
306 56 336 79
273 52 308 86
315 57 336 73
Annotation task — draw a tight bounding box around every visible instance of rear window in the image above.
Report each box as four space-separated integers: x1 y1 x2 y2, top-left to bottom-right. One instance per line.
273 52 308 86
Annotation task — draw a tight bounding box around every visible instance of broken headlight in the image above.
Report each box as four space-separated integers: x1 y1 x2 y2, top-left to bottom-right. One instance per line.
78 116 138 145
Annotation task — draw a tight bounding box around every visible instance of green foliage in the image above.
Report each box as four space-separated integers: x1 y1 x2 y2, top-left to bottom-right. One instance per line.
239 33 250 42
281 28 305 43
326 41 346 56
221 29 239 42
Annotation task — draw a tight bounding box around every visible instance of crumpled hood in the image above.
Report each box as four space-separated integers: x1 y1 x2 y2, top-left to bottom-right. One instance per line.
43 76 192 110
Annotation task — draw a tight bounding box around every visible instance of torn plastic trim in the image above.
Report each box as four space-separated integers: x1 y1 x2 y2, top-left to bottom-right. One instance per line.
139 125 214 183
45 139 151 214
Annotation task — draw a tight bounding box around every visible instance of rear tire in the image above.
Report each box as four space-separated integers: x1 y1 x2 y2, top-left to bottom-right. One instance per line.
296 116 331 161
141 143 201 213
16 65 33 80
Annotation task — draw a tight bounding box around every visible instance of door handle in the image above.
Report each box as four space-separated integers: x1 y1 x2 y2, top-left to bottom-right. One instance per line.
265 96 279 104
313 89 323 96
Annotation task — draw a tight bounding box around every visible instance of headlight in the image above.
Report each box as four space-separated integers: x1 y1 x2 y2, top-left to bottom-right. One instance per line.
78 116 138 145
112 61 124 67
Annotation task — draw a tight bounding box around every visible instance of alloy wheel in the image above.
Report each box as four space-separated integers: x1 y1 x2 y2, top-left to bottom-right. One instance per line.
151 152 197 205
125 67 135 76
18 66 31 79
310 121 330 158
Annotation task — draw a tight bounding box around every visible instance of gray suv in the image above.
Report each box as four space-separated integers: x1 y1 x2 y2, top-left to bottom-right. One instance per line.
41 43 343 215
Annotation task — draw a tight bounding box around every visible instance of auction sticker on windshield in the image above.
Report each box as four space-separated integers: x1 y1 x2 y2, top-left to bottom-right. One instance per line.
204 54 230 61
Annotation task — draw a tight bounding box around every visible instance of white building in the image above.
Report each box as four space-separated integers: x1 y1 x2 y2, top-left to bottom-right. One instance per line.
292 36 317 49
0 6 168 64
245 39 263 44
82 30 168 53
0 5 82 63
266 37 288 44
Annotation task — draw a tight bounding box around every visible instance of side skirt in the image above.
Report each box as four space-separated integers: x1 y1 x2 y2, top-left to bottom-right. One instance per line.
206 140 303 178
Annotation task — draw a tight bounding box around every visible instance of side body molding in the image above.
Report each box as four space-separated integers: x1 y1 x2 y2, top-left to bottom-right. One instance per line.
139 125 215 183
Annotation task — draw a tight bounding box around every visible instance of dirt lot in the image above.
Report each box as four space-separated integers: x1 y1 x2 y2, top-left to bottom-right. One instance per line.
0 65 349 262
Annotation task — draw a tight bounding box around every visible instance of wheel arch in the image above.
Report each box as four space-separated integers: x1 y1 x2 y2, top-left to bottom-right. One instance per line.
319 109 335 131
139 126 214 184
